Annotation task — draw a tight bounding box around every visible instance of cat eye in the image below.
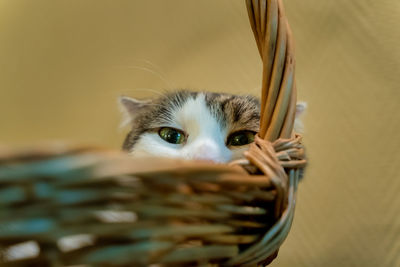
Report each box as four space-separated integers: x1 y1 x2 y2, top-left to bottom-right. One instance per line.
159 127 186 144
227 131 256 146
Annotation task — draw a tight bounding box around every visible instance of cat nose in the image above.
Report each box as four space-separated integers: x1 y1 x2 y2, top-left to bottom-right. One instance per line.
189 141 231 163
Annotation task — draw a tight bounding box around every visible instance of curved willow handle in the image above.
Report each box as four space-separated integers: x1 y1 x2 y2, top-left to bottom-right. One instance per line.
246 0 297 141
226 1 302 266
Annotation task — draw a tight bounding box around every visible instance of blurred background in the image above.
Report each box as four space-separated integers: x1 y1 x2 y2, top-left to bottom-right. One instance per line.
1 0 399 266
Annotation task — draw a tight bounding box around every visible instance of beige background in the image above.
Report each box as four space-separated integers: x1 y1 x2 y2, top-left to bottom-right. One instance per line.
1 0 399 266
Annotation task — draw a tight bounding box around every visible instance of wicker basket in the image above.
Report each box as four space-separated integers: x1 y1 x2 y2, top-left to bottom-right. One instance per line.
0 0 306 266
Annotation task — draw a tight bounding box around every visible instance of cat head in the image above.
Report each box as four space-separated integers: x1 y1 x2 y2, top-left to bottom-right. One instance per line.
119 90 260 162
119 90 305 163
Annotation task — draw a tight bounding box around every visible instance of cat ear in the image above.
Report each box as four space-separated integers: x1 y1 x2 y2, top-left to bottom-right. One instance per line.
294 102 307 133
118 96 150 127
295 102 307 117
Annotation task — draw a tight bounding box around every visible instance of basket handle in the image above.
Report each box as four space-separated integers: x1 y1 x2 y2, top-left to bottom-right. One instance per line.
246 0 297 141
228 1 304 265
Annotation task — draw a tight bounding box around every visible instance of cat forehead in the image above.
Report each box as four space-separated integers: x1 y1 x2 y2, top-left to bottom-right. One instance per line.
137 90 260 130
175 95 225 137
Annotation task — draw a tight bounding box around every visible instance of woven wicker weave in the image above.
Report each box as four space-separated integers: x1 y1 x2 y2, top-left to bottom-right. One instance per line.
0 0 306 266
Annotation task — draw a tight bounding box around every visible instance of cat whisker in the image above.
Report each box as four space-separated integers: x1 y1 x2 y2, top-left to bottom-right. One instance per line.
139 59 170 78
114 64 175 89
122 88 169 98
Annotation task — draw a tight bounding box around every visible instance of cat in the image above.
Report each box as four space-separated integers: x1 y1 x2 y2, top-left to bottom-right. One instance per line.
120 90 305 163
